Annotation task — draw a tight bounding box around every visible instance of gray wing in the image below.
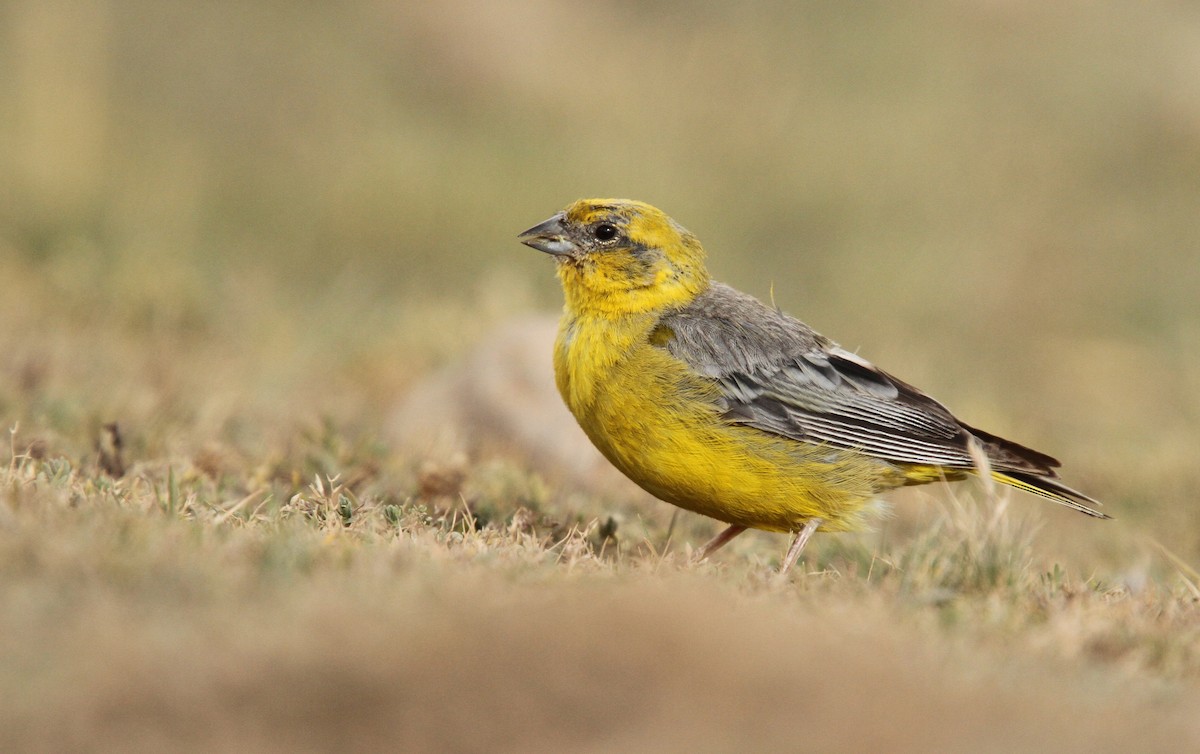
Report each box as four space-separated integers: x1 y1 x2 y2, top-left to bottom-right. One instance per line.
658 283 1061 474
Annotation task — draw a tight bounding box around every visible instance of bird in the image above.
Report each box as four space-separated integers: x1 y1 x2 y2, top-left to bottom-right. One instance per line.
518 198 1109 573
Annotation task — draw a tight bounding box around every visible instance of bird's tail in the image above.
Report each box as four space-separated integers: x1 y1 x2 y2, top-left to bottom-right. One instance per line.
990 470 1112 519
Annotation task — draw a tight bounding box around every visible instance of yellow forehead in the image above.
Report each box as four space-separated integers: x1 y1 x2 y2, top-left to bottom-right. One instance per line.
563 198 665 226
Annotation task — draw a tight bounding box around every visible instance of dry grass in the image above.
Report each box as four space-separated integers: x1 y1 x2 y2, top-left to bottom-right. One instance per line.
4 0 1200 750
3 424 1200 752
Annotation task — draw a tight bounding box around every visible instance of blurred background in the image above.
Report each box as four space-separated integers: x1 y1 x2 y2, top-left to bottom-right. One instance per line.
2 0 1198 547
4 4 1200 749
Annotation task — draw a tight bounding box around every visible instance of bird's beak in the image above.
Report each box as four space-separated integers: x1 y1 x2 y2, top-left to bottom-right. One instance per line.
518 212 576 256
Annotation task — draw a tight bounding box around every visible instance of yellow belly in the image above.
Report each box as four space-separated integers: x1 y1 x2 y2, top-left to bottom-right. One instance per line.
554 315 891 533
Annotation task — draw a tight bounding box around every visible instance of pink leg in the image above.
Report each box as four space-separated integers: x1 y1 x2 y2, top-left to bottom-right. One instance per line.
780 518 822 575
694 524 748 562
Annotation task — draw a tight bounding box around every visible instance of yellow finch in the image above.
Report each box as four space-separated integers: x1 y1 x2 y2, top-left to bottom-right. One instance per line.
519 199 1108 572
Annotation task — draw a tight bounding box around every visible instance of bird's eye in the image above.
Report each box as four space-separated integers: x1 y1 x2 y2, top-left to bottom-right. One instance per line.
593 223 619 242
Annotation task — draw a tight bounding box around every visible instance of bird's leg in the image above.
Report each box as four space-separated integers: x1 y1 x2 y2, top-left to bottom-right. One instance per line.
779 518 823 575
694 524 748 562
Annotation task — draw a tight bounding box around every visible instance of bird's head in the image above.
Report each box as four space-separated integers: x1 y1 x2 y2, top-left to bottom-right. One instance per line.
519 199 709 315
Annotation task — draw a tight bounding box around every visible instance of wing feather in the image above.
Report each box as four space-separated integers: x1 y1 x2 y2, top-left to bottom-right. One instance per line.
661 283 1056 475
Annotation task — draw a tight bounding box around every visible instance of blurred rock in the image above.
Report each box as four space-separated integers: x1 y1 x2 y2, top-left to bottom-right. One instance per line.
387 314 646 499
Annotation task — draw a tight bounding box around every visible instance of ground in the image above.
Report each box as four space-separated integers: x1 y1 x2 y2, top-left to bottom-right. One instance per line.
2 254 1198 752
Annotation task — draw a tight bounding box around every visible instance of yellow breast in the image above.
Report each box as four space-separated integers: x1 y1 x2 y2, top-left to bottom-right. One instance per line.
553 312 886 532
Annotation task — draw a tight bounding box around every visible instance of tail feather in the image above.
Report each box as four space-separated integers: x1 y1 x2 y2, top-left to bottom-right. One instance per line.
961 422 1063 471
990 470 1112 519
